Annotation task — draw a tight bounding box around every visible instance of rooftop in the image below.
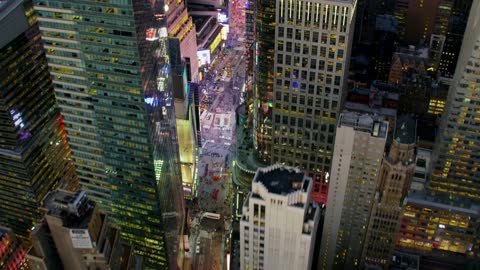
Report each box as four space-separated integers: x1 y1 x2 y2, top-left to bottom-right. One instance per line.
345 101 397 117
339 112 388 139
254 165 306 195
42 190 95 228
394 115 416 144
407 192 480 216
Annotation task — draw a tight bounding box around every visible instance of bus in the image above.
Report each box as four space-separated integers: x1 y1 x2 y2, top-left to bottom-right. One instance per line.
203 212 221 220
183 235 190 252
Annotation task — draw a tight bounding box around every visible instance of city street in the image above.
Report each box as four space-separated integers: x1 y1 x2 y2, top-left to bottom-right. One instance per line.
189 45 245 270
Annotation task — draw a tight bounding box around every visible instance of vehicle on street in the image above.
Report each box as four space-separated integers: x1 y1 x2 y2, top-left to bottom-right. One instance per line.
196 245 200 254
203 212 221 220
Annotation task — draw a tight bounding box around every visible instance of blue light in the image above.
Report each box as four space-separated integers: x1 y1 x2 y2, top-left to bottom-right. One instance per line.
292 81 298 88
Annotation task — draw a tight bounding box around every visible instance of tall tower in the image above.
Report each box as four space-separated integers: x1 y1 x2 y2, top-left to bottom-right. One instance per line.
239 165 320 270
253 0 357 204
165 0 199 82
319 112 388 269
33 1 184 268
361 116 417 269
429 0 480 205
0 0 78 243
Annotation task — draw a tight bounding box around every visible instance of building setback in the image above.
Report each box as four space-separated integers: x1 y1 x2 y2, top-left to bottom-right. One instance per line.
240 165 320 270
319 112 388 269
0 0 78 243
361 116 417 269
33 1 184 268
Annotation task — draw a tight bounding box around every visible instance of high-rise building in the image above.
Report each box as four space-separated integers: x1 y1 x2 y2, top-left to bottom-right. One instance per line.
438 0 473 78
394 0 453 45
0 0 78 243
370 15 399 82
239 165 320 270
396 196 480 267
166 0 199 82
253 0 357 204
0 227 30 270
429 0 480 204
319 112 388 269
42 190 136 270
33 1 185 268
361 116 417 269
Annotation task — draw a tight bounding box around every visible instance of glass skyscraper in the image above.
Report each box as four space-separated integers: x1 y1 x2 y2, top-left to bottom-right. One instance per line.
429 0 480 205
0 0 78 244
33 0 184 268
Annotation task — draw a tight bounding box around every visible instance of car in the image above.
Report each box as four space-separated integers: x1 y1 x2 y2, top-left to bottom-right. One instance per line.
196 245 200 254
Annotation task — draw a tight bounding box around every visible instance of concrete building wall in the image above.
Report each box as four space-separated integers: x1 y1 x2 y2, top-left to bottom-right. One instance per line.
240 166 319 270
319 113 388 269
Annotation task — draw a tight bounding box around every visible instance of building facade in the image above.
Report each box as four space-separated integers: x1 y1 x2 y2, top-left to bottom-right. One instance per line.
42 190 135 270
239 165 320 270
393 0 453 45
429 0 480 204
396 196 480 266
33 1 185 268
166 0 199 82
319 112 388 269
0 227 30 270
0 0 78 243
361 116 417 269
253 0 357 204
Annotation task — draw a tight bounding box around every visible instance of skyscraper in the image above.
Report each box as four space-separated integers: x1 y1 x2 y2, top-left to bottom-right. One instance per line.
33 1 184 268
166 0 199 82
253 0 357 203
361 116 417 269
319 112 388 269
429 0 480 204
0 0 78 243
0 227 30 270
239 165 320 270
394 0 453 45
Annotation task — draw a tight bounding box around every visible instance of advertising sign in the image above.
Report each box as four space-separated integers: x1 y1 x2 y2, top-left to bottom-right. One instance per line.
197 50 211 66
69 229 93 249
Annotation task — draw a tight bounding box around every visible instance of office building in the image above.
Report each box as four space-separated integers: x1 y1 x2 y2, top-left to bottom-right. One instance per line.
0 0 78 243
166 0 199 82
41 190 135 270
438 0 473 78
33 1 185 268
239 165 320 270
319 112 388 269
396 195 480 267
428 0 480 204
361 116 417 269
370 15 399 82
252 0 357 204
0 227 30 270
394 0 453 45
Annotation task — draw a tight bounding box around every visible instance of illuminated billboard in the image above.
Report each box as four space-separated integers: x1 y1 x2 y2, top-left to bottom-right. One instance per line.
218 12 228 24
197 49 211 66
209 31 223 53
146 28 158 41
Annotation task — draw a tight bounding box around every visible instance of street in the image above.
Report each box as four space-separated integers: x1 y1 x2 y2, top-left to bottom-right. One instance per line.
188 45 245 270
